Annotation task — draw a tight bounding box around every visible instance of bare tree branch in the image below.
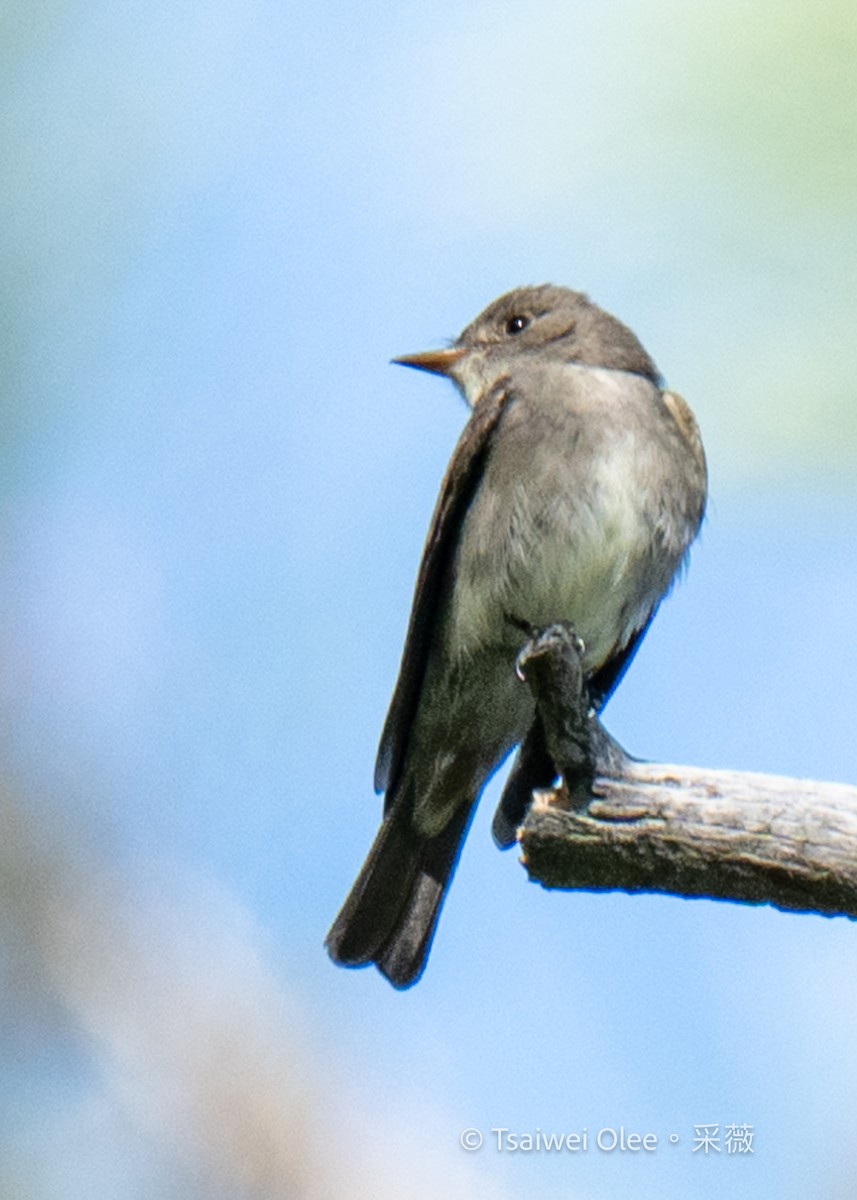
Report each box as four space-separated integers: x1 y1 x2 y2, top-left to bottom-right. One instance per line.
520 763 857 916
514 625 857 919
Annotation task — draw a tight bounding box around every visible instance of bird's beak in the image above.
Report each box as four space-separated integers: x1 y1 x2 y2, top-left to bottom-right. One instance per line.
391 347 466 377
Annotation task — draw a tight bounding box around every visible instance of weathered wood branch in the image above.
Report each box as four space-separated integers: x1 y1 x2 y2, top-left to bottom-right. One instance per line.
515 625 857 919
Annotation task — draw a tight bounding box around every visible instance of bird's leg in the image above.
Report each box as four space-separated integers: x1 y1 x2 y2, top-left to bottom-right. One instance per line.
514 622 595 810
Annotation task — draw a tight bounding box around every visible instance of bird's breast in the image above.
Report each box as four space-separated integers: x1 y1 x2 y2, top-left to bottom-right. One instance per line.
447 366 700 671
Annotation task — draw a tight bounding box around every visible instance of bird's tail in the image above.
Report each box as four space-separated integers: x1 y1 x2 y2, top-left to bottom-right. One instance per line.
325 797 474 989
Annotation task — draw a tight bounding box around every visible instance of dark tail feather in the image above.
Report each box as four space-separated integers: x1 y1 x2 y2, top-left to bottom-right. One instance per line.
376 800 475 988
325 801 422 969
326 799 475 990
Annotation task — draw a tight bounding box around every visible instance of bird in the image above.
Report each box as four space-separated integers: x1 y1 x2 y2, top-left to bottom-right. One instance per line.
325 284 707 989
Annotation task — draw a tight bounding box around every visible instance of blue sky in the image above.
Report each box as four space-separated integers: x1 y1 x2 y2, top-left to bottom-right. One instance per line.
2 1 857 1196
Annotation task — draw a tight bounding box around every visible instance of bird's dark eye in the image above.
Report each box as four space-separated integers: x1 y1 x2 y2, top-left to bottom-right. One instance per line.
505 314 530 335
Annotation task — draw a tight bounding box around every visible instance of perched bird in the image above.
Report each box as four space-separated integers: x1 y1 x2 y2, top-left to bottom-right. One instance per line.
326 284 707 988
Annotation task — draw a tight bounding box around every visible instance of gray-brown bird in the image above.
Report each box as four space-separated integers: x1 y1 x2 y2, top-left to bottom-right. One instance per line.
326 284 707 988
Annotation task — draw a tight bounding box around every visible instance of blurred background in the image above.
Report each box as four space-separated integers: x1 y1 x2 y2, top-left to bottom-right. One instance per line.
1 0 856 1196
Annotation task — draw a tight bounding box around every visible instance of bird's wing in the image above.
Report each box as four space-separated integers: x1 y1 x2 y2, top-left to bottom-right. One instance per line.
587 618 653 711
374 378 513 799
590 388 705 711
662 389 706 478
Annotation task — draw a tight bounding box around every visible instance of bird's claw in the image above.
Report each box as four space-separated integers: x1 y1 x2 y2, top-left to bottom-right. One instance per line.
515 621 585 680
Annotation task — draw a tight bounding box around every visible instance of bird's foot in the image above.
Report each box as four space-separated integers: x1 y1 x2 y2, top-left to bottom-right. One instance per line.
514 621 586 681
513 622 594 810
